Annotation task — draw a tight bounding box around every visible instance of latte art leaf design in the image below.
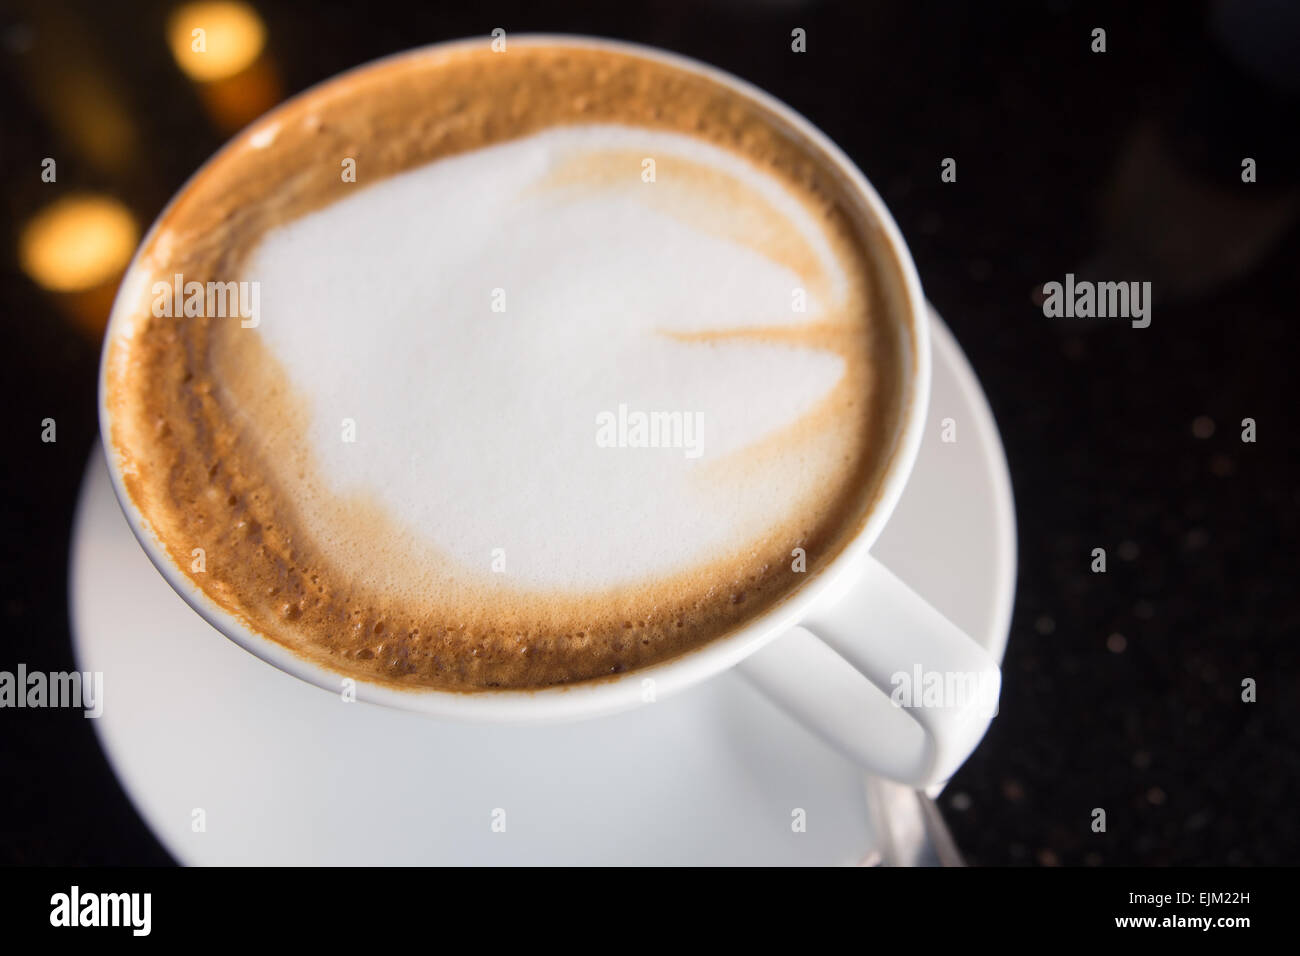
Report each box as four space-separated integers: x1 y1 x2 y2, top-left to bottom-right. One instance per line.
245 126 855 592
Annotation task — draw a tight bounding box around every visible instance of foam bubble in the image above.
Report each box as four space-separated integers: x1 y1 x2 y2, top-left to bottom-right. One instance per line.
248 123 279 149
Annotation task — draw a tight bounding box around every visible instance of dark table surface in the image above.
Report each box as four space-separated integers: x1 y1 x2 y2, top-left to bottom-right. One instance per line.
2 0 1297 865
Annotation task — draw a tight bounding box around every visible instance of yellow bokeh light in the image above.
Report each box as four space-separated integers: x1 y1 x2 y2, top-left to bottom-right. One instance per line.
19 195 139 293
167 2 266 82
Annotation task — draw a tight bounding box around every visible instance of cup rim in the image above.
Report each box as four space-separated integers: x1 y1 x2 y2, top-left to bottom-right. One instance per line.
98 32 931 722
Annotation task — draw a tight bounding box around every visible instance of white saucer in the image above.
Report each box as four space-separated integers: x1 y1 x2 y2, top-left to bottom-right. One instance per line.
71 308 1016 865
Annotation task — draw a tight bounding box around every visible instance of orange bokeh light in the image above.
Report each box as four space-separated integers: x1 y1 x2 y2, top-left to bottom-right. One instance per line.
19 194 138 293
167 1 267 82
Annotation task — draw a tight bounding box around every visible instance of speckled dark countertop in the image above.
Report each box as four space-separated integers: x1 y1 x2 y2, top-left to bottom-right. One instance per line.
1 0 1295 864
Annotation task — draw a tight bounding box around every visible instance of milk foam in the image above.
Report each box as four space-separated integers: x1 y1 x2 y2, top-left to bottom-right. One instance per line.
243 125 854 591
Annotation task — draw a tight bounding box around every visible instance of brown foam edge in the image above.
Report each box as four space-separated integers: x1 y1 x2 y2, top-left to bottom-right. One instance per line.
103 42 910 692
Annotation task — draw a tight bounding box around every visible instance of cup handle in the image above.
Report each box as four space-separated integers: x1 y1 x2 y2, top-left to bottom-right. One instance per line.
734 554 1001 789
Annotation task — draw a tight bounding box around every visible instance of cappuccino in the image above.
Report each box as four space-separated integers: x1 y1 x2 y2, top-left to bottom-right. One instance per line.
103 41 910 690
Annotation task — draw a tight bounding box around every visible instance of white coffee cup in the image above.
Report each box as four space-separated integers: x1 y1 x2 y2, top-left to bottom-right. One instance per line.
99 35 1001 790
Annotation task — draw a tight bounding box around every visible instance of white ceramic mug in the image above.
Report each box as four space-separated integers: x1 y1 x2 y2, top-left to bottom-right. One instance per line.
99 35 1001 790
